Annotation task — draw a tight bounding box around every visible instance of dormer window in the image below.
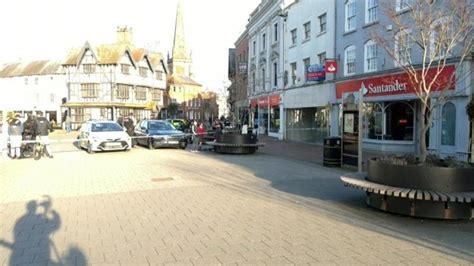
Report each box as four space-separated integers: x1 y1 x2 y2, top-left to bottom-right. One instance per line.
139 67 148 77
156 70 164 80
121 64 130 75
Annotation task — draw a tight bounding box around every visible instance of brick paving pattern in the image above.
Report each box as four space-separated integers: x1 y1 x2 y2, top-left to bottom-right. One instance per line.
0 132 472 265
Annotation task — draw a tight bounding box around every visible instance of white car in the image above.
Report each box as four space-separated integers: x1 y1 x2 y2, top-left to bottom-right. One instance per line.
78 121 132 153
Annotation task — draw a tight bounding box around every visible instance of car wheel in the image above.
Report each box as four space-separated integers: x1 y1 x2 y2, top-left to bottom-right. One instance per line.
87 142 94 154
179 141 186 150
148 140 154 150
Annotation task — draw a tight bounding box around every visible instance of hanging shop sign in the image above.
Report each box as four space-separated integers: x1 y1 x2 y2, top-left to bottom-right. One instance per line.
325 60 337 73
336 65 455 99
306 64 326 82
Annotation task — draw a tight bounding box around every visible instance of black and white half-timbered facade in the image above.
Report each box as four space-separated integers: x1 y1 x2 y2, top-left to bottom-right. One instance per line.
62 28 167 128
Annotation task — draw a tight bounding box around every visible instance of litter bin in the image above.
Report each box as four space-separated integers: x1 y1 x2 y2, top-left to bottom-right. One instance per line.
323 137 341 167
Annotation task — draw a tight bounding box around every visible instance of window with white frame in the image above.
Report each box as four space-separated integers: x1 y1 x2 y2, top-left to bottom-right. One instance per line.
274 23 278 42
366 0 378 24
396 0 413 12
318 52 326 65
291 29 297 45
364 40 378 72
319 13 327 33
262 33 266 50
345 0 356 32
344 46 356 76
290 62 297 85
253 41 256 56
395 29 412 66
262 68 266 90
303 22 311 40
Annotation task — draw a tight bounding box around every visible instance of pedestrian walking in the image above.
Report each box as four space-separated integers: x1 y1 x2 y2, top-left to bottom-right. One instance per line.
191 120 198 152
8 113 23 159
197 122 206 151
65 116 72 133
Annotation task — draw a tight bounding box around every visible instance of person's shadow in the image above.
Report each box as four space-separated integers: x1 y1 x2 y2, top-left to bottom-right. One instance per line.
0 196 87 266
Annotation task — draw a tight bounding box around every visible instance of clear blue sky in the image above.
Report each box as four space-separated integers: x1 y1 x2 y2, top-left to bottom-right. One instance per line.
0 0 260 91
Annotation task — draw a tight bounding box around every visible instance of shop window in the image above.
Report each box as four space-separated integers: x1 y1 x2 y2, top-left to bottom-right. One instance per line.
364 103 383 140
269 107 280 133
384 102 414 141
363 101 414 141
286 107 329 143
441 102 456 146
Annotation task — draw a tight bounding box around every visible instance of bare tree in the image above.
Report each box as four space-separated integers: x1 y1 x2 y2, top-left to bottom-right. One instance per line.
371 0 473 163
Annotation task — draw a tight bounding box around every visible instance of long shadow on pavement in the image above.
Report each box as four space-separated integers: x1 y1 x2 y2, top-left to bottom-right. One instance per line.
201 151 474 262
0 196 87 266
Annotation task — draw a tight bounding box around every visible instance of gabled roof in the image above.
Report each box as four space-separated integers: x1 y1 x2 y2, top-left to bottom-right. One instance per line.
168 74 202 86
0 60 61 78
63 42 165 72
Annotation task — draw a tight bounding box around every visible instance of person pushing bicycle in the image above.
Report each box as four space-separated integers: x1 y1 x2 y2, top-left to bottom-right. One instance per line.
34 111 54 158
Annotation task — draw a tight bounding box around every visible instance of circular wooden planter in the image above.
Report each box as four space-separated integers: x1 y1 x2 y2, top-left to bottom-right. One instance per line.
364 159 474 219
213 133 259 154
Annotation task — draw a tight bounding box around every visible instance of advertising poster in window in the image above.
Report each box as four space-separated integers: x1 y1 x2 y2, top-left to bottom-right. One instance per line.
344 113 354 133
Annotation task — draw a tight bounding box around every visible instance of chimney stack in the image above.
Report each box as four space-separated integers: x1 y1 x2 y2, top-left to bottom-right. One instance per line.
117 26 133 45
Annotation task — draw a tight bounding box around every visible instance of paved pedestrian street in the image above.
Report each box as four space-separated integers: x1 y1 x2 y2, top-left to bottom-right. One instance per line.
0 140 473 265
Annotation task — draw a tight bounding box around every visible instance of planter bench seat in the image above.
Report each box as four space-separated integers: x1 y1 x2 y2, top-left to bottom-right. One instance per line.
340 172 474 220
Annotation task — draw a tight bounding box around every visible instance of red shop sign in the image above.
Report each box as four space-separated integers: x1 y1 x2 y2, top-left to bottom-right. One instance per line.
250 98 257 108
257 96 269 107
269 95 280 106
335 65 455 99
325 60 337 73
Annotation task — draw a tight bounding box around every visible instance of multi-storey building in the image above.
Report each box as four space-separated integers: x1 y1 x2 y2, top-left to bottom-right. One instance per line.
228 29 250 125
62 27 167 128
0 61 66 124
247 0 287 138
282 0 336 143
334 0 472 159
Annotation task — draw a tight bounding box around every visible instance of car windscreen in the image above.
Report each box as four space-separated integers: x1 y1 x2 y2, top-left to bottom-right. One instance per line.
148 122 175 131
91 123 123 132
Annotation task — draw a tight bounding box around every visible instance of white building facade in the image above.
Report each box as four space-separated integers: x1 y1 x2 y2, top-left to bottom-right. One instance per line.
282 0 336 143
0 61 67 124
247 0 288 139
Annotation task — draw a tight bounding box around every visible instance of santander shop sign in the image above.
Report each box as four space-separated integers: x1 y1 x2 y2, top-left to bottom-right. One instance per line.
335 65 455 99
361 79 407 96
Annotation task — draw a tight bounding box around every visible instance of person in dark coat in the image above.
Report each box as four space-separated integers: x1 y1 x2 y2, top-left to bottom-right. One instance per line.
35 111 54 158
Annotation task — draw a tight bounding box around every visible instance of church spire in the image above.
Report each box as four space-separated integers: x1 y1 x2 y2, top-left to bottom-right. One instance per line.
172 0 189 60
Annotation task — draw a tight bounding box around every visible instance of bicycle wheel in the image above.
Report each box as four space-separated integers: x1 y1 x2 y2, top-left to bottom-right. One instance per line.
34 144 42 160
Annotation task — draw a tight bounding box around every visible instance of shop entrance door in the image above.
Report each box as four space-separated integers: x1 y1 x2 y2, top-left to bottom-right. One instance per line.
342 110 359 167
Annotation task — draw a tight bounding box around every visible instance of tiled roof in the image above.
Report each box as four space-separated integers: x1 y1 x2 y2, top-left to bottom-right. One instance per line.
0 61 61 78
62 42 164 70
